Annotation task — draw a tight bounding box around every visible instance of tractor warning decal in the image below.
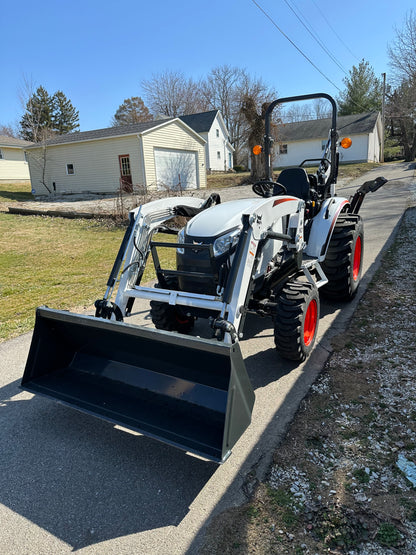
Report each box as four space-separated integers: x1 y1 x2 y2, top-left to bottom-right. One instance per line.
273 197 297 207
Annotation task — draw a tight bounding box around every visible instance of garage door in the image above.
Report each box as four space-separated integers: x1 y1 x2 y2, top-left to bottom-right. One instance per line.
154 148 198 190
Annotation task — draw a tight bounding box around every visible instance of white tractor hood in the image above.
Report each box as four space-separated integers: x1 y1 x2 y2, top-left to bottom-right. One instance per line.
185 198 263 238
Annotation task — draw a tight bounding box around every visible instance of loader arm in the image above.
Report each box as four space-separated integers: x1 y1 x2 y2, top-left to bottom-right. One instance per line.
221 196 305 340
112 196 207 314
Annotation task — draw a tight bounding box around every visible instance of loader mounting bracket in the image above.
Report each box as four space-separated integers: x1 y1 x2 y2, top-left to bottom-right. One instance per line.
94 299 124 321
210 317 238 342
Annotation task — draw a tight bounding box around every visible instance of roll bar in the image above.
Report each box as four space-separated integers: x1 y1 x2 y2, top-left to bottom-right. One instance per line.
264 93 338 187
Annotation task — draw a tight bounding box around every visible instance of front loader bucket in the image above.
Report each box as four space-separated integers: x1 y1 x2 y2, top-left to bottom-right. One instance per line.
22 307 255 463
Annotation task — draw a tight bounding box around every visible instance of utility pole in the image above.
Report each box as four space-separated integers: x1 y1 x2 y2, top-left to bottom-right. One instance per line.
381 72 386 163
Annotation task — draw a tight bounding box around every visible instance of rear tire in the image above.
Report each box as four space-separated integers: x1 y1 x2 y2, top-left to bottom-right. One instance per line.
274 281 320 361
321 214 363 301
150 301 195 334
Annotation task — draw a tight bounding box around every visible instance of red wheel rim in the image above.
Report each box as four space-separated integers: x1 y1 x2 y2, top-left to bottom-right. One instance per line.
353 236 362 281
304 299 318 346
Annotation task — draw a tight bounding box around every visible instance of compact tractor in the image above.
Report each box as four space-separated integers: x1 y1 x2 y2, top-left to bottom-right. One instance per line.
22 93 386 462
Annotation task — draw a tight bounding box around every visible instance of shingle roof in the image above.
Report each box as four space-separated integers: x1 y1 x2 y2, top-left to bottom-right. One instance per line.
277 112 380 142
25 120 174 148
179 110 218 133
0 135 34 148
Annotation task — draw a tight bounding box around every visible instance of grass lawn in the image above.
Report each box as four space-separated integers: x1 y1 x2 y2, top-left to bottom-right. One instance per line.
206 162 384 189
0 182 34 203
0 214 176 342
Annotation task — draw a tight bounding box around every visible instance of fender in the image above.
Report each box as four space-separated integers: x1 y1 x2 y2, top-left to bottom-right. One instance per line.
305 197 350 261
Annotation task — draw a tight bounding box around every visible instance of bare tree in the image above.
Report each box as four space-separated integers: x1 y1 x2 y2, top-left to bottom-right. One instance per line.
0 124 17 137
387 11 416 161
18 77 53 193
388 10 416 83
386 78 416 161
280 99 332 122
312 98 332 119
142 70 206 117
142 66 276 166
281 103 312 123
201 65 276 165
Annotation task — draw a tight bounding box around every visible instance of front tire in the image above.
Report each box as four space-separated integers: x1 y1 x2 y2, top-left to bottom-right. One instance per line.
150 277 195 333
274 281 320 361
321 214 364 301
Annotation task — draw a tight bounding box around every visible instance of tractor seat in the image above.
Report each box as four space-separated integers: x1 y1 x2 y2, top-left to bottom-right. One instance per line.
273 167 310 201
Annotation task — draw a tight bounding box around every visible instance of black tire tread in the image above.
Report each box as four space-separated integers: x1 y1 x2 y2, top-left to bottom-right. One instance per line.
150 277 195 334
321 214 363 301
274 280 319 361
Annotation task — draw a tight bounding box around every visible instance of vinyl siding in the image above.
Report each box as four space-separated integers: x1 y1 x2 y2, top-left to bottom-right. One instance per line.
274 139 323 168
274 133 376 168
338 134 370 163
367 129 380 163
141 120 206 189
206 114 233 171
0 147 30 181
27 136 143 195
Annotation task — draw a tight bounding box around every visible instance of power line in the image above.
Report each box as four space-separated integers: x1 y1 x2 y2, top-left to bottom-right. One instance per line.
250 0 342 92
282 0 348 75
311 0 361 63
250 0 373 115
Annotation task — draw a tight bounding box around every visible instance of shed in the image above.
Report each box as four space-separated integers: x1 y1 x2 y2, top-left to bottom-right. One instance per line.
0 135 33 183
180 110 234 172
25 119 206 196
275 112 382 167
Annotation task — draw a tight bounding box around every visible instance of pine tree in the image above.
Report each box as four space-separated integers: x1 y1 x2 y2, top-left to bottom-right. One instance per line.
20 86 54 142
338 60 382 116
52 90 79 134
20 86 79 141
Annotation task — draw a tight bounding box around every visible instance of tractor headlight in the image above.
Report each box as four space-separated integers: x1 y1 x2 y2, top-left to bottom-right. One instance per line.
177 226 186 254
213 228 241 257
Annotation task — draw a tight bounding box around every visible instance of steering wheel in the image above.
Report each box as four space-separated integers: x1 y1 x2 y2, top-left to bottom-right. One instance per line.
252 180 287 197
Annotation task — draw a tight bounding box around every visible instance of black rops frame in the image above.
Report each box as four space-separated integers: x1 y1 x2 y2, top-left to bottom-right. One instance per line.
263 93 338 192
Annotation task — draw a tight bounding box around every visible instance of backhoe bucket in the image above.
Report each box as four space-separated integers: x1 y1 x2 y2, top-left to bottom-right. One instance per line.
22 307 255 462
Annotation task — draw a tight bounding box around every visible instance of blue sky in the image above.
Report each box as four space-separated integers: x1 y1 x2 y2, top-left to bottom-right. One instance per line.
2 0 414 133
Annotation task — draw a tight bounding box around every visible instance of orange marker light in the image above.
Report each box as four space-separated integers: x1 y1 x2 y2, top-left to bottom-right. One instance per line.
341 137 352 149
252 144 262 155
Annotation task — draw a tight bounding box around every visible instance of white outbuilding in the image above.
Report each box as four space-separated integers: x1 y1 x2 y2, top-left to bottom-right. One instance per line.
0 135 33 183
25 119 207 197
274 112 382 168
180 110 234 172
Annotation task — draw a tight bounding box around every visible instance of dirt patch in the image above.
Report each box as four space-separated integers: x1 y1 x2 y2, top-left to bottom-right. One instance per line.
200 208 416 553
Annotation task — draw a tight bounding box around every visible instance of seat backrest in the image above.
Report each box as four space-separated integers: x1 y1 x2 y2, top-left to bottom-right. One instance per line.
274 168 310 200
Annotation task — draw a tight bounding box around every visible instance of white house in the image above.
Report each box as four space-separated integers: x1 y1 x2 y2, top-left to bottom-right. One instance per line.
180 110 234 172
0 135 33 183
25 119 207 196
274 112 382 168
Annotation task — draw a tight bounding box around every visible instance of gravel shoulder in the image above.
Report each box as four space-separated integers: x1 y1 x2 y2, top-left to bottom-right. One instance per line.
199 206 416 554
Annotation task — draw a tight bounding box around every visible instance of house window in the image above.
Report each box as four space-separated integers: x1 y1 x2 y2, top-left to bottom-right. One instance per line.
279 144 288 155
217 151 221 159
24 151 28 162
216 129 220 138
66 163 75 175
0 149 3 160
